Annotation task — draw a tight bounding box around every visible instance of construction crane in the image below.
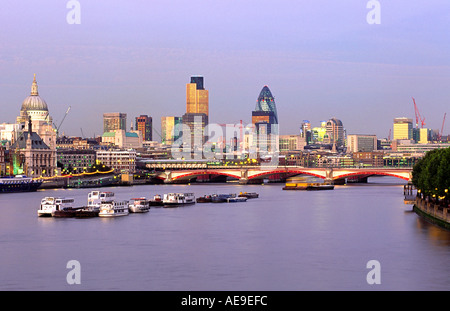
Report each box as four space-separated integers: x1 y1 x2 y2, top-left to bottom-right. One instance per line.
412 97 425 128
53 106 71 137
438 113 447 141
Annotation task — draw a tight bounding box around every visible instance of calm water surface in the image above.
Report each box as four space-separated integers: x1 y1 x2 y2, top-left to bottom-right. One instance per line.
0 177 449 291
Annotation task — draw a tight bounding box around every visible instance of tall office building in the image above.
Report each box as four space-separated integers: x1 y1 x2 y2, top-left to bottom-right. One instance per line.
135 115 152 141
251 86 279 153
325 117 345 147
182 113 208 148
182 76 209 151
161 116 181 145
393 117 413 140
186 76 209 116
103 113 127 133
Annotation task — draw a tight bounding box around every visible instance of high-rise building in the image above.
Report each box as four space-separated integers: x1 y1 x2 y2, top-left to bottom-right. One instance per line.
182 76 209 152
182 113 208 148
186 76 209 116
393 117 413 140
161 116 182 145
103 113 127 133
135 115 152 141
325 117 345 147
251 86 279 153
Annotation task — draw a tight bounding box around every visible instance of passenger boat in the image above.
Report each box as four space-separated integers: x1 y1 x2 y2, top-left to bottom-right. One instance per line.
38 197 76 217
149 194 163 206
98 200 129 217
163 193 196 207
87 191 115 212
1 175 42 193
196 195 212 203
211 193 235 203
128 198 150 213
238 192 259 199
227 196 247 203
282 182 334 191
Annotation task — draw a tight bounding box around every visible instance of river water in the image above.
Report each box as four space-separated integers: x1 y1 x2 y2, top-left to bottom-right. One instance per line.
0 176 449 291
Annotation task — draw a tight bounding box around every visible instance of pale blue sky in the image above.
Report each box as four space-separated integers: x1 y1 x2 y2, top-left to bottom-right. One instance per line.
0 1 449 139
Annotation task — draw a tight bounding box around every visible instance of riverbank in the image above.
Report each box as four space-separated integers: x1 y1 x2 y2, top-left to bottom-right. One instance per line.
413 197 450 230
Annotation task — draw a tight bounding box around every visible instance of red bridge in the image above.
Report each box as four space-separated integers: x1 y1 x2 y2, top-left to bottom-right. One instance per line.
147 163 412 184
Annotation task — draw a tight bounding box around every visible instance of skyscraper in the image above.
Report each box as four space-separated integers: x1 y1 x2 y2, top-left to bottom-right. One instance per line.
325 117 345 147
103 113 127 133
251 86 279 153
186 76 209 116
182 76 209 152
135 115 152 141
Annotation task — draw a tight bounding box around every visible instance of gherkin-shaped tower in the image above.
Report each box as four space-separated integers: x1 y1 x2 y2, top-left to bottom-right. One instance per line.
255 85 278 124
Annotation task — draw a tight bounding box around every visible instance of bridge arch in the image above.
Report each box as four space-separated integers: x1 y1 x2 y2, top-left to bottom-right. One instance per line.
171 170 242 181
333 171 410 181
247 169 327 180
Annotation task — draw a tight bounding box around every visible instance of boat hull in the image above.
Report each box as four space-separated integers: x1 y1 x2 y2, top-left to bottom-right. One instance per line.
0 181 42 193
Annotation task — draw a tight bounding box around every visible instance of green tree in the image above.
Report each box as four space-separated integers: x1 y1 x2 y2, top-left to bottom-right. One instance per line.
412 148 450 203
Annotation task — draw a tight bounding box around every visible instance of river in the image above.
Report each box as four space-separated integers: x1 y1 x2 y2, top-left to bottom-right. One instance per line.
0 176 449 291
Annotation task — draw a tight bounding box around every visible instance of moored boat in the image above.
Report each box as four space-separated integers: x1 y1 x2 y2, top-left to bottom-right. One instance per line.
128 198 150 213
38 197 76 217
238 192 259 199
149 194 163 206
227 196 247 203
196 195 212 203
211 193 235 203
1 175 42 193
98 200 129 217
163 193 195 207
87 190 115 212
283 182 334 190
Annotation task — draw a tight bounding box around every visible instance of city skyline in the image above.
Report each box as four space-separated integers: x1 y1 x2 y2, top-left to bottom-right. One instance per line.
1 1 449 139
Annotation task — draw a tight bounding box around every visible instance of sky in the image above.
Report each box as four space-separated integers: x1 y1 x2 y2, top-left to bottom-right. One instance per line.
0 0 449 140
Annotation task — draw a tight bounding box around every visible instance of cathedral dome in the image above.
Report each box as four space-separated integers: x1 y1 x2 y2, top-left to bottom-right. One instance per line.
20 74 48 112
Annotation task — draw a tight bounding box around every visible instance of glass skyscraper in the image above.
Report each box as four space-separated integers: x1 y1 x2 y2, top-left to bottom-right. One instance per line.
252 86 279 153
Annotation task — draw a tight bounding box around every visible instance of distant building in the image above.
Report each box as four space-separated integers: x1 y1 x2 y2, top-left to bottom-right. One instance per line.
393 117 413 140
279 135 304 152
135 115 152 141
252 86 279 154
10 119 56 177
181 113 208 149
352 151 384 167
186 76 209 116
96 149 136 173
57 149 96 174
181 76 209 152
0 146 5 175
103 113 127 133
347 134 378 153
419 128 430 144
101 130 142 149
161 116 181 145
325 117 345 147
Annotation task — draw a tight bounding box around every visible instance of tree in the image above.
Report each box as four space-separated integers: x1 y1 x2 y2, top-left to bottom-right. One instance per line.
412 147 450 203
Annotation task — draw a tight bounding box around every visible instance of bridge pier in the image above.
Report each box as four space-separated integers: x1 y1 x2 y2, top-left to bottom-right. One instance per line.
163 171 173 184
239 169 248 184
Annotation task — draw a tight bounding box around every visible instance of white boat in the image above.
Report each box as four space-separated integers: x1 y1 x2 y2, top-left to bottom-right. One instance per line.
38 197 75 217
163 193 196 207
98 200 129 217
128 198 150 213
87 191 115 212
